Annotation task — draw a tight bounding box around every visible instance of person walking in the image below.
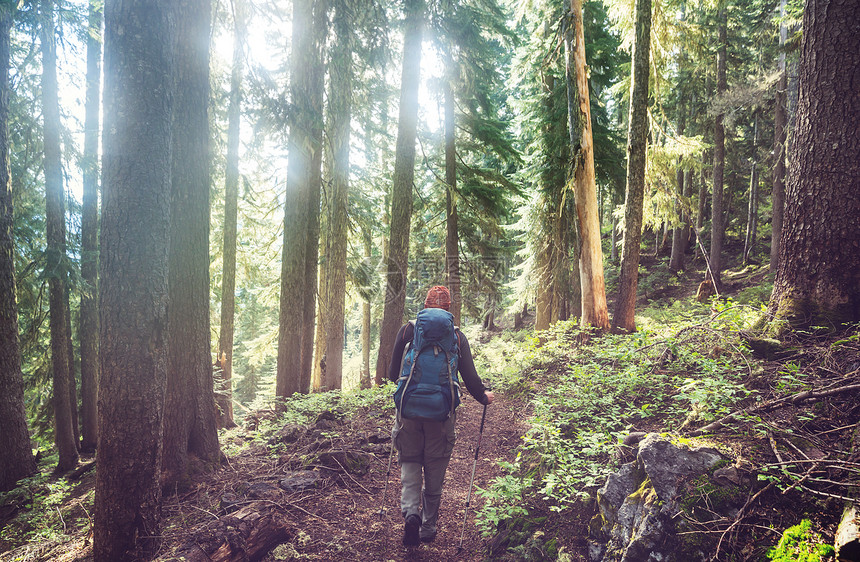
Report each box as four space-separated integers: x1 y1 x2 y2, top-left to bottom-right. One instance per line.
387 285 494 546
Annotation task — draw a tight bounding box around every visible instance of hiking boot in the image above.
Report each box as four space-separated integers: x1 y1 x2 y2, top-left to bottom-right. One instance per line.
403 514 421 546
419 531 437 543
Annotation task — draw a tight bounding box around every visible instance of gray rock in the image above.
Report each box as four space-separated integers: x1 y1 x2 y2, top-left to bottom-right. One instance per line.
279 470 321 493
246 482 281 500
589 433 731 562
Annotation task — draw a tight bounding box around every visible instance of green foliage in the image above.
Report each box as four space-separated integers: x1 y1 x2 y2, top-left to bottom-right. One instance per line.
766 519 835 562
475 462 533 533
475 301 758 535
246 382 396 447
0 455 92 549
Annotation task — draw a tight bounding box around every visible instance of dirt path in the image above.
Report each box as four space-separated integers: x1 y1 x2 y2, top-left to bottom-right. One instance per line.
227 390 530 562
357 392 529 562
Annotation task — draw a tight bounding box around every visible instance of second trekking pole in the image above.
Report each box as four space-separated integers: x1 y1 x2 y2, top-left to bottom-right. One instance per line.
457 398 489 552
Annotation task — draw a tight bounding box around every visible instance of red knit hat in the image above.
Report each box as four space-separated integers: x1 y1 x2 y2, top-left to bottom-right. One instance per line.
424 286 451 310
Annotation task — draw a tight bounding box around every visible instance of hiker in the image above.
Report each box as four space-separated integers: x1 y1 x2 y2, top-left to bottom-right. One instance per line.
388 285 494 546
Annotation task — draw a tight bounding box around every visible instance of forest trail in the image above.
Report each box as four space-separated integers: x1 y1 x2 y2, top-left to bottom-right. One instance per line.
359 391 529 562
147 388 531 562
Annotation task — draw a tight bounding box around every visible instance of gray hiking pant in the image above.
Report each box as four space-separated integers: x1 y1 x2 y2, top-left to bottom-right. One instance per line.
393 412 456 539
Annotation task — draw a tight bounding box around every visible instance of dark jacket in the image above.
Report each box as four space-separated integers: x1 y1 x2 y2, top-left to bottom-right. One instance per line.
387 321 490 405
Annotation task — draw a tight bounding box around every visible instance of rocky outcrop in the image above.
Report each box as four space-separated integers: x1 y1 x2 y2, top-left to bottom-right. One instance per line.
589 433 748 562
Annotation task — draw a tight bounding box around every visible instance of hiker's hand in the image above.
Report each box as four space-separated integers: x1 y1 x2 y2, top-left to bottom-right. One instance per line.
484 390 495 405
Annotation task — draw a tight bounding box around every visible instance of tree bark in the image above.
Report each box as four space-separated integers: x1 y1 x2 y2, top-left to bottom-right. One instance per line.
41 0 78 472
443 69 462 326
669 97 686 273
770 0 788 273
360 230 372 389
277 0 319 398
300 0 326 393
709 8 727 291
564 0 609 331
94 1 175 558
79 0 102 453
374 0 423 384
767 0 860 330
612 0 651 332
217 0 244 428
163 0 220 489
0 2 37 492
322 0 351 391
743 111 759 263
535 232 553 332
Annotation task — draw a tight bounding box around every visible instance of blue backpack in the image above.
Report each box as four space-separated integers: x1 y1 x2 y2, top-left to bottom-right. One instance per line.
393 307 461 422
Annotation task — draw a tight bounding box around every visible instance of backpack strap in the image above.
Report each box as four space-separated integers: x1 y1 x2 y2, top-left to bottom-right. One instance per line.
397 321 417 383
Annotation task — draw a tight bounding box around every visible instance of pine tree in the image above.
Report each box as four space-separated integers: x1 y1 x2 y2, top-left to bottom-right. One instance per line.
216 0 245 428
766 0 860 330
163 0 220 487
612 0 651 332
0 0 37 492
40 0 78 472
79 0 102 453
95 0 175 558
374 0 423 384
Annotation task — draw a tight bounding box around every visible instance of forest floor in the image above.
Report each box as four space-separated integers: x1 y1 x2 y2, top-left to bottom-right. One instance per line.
0 387 530 562
2 247 858 561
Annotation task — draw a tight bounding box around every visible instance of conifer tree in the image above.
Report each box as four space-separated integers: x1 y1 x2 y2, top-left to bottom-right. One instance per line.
0 0 37 492
163 0 220 487
374 0 424 384
767 0 860 330
217 0 245 428
612 0 651 332
95 1 175 558
79 0 102 453
40 0 78 472
277 0 321 397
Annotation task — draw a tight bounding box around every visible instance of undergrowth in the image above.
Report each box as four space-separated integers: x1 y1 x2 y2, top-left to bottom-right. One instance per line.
472 299 761 541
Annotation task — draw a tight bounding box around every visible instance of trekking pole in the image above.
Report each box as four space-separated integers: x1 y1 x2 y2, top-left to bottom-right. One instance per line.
458 395 490 552
377 416 398 519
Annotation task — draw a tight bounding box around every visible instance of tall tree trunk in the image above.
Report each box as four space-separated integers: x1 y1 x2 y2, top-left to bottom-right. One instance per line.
610 202 618 262
217 0 244 428
743 111 759 263
360 230 372 389
301 0 326 393
41 0 78 472
709 8 727 291
0 2 37 492
443 70 462 326
534 236 552 332
163 0 220 489
683 168 693 251
564 0 609 330
696 147 708 245
770 0 788 273
94 1 175 558
612 0 651 332
766 0 860 330
277 0 319 398
79 0 102 453
312 227 327 392
669 97 686 272
65 294 79 445
323 0 351 391
374 0 423 384
551 203 573 322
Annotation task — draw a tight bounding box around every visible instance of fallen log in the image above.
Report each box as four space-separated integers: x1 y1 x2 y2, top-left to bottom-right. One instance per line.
836 503 859 561
165 502 291 562
688 380 860 437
